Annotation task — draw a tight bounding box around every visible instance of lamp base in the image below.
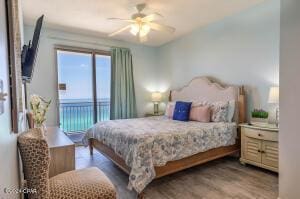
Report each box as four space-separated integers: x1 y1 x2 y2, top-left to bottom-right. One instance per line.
153 103 159 115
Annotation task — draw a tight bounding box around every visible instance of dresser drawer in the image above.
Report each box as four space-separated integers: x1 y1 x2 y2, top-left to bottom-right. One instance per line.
244 128 278 142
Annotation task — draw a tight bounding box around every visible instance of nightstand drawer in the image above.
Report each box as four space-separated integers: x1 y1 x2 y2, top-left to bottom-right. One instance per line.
244 128 278 142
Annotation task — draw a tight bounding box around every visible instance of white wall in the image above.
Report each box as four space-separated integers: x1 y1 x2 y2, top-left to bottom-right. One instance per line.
24 26 161 125
158 0 280 119
279 0 300 198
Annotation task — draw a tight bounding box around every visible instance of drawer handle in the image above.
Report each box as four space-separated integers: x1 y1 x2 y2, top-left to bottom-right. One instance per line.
261 151 265 154
258 133 263 137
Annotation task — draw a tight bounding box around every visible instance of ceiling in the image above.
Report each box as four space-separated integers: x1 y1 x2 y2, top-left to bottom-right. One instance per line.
22 0 266 46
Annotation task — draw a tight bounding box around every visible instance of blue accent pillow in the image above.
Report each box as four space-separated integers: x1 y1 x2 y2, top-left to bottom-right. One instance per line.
173 101 192 121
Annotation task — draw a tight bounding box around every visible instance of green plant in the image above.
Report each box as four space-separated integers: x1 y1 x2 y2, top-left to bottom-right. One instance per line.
251 109 269 119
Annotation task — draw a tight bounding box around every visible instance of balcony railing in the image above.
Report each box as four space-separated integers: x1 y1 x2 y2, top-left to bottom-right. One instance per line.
59 101 110 133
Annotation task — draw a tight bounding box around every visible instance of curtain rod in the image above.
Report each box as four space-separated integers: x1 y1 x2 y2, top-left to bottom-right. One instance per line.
47 35 130 50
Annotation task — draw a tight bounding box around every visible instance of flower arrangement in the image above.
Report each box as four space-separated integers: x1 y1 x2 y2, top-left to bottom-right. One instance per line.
30 95 51 128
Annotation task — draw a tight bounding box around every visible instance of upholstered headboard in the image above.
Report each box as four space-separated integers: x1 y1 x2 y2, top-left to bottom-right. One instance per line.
169 77 246 123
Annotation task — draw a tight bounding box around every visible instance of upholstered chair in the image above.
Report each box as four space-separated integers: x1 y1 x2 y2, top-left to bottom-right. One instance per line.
18 128 116 199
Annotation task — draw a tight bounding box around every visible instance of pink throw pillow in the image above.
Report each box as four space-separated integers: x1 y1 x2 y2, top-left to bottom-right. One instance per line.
165 103 175 118
189 105 211 122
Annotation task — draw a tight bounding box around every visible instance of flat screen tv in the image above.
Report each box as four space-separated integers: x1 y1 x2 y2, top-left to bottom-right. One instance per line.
21 15 44 82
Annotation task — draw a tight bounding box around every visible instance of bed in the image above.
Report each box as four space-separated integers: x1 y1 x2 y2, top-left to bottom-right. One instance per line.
83 76 247 193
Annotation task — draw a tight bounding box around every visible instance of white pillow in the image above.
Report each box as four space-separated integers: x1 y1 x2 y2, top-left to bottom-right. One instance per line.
165 102 175 118
227 100 236 122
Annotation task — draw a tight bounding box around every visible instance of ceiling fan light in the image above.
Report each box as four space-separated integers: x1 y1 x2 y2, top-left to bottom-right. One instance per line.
140 24 150 37
141 24 150 33
130 24 139 35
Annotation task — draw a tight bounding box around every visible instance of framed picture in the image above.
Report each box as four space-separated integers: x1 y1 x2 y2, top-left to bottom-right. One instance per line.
6 0 24 133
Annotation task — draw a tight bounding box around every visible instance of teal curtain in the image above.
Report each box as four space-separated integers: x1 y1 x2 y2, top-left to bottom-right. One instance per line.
110 48 137 119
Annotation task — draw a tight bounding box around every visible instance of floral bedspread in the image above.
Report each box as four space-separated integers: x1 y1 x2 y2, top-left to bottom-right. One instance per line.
82 116 237 193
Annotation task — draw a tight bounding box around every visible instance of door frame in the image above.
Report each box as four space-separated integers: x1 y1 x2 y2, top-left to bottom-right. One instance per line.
6 0 23 133
54 45 111 131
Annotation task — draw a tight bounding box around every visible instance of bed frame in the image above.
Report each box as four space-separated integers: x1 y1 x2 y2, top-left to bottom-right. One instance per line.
88 76 247 180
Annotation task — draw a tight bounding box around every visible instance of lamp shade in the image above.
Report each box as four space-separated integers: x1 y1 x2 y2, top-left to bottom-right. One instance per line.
268 86 279 104
152 92 162 102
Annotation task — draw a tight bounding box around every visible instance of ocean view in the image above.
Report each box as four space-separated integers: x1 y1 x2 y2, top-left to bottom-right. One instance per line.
59 98 110 133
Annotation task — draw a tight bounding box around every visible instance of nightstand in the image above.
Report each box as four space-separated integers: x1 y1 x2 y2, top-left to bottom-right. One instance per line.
45 127 75 177
145 112 164 117
240 124 278 172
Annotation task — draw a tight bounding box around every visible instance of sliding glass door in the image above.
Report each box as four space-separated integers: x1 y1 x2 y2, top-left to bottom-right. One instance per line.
96 54 111 122
57 48 111 133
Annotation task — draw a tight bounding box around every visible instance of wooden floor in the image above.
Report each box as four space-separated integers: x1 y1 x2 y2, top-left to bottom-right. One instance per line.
76 146 278 199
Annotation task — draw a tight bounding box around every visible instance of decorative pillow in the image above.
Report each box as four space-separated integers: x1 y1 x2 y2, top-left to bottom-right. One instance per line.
189 105 211 122
173 101 192 121
193 101 229 122
165 102 175 118
210 101 229 122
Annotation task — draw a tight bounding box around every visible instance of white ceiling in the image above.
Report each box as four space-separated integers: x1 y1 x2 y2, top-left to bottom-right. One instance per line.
22 0 266 46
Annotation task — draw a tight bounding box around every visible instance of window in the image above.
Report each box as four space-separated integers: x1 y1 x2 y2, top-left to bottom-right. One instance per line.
56 47 111 133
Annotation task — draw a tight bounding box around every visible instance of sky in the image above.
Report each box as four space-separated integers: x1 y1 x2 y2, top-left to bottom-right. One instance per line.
57 50 111 101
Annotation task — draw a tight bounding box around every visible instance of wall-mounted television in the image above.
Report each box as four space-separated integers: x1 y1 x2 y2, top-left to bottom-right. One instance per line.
21 15 44 82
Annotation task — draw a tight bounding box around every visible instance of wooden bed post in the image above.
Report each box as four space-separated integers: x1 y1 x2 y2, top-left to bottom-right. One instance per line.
238 86 247 123
168 90 172 102
89 139 94 155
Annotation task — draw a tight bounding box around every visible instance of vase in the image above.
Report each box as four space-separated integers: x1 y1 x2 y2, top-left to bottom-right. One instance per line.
34 123 47 136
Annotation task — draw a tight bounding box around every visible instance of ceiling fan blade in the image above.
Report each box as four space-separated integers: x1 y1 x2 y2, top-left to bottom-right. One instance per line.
148 22 175 33
108 25 131 37
138 32 148 43
107 18 135 23
141 13 163 22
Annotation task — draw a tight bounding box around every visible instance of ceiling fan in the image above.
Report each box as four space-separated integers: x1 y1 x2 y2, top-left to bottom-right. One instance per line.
108 3 175 42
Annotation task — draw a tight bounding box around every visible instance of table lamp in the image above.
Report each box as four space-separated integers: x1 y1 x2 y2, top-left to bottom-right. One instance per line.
268 86 279 127
152 92 162 115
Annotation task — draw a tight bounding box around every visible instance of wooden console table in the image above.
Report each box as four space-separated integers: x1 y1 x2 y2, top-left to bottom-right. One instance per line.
45 127 75 177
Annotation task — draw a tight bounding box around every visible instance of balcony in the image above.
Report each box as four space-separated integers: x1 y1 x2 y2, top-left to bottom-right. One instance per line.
59 100 110 133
